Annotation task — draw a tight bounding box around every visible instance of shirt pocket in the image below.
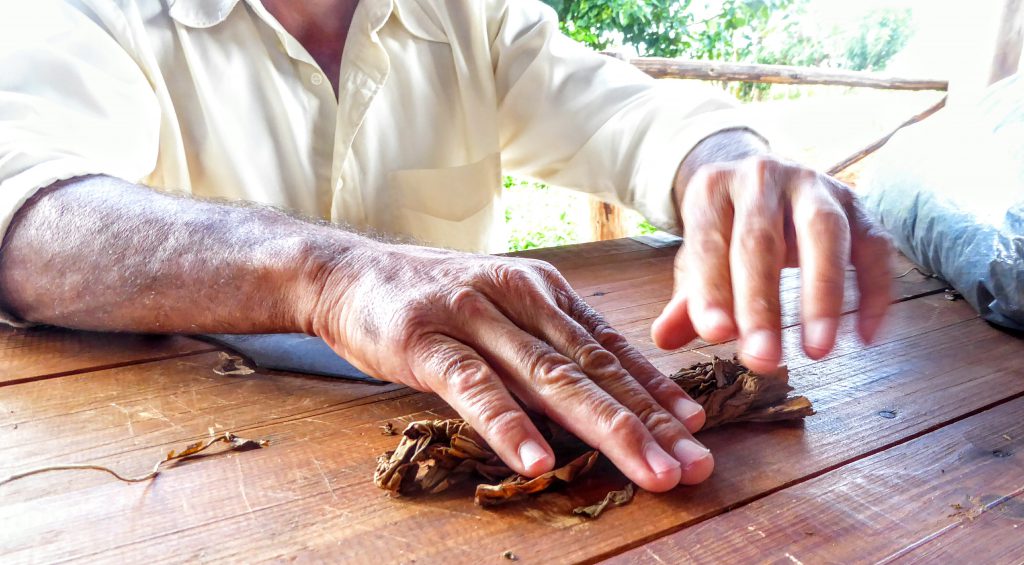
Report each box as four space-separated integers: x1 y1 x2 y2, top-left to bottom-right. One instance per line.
387 153 502 252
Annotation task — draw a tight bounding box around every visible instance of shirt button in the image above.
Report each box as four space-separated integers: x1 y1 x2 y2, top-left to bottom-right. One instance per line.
310 72 324 86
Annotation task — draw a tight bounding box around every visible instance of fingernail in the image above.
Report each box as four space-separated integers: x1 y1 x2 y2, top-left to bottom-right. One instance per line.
742 329 780 362
518 439 551 472
644 442 681 476
673 439 712 466
803 318 837 357
672 397 705 422
696 308 736 342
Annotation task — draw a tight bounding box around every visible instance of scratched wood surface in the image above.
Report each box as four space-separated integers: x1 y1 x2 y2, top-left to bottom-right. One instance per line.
0 326 214 386
0 238 1019 564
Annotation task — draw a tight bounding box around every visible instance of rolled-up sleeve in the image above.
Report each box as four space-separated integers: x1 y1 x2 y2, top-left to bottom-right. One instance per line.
0 2 160 325
491 0 766 231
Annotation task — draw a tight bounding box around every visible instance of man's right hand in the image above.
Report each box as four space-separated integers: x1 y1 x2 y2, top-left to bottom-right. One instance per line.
301 243 714 492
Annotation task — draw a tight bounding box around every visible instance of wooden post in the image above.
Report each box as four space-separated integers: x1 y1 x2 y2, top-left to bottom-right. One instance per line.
589 197 625 241
612 57 948 91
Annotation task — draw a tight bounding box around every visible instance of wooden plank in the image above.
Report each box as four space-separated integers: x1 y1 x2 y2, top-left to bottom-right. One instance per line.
609 396 1024 565
622 57 949 91
0 326 215 386
2 297 1015 563
0 351 403 473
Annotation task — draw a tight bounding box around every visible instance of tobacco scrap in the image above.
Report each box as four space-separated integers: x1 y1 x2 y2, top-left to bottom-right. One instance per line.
374 420 514 496
573 483 635 519
213 352 255 376
374 356 813 510
669 356 814 429
0 432 269 488
379 422 397 436
475 450 599 507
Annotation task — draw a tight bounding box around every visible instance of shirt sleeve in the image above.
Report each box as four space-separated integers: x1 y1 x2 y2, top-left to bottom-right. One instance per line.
489 0 767 232
0 2 161 326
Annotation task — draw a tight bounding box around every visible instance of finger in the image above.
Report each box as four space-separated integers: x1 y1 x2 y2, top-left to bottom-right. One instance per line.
730 158 787 373
563 294 707 436
681 166 738 344
494 271 713 482
566 297 713 484
791 174 850 359
651 292 699 351
843 193 894 343
479 264 705 429
412 332 554 477
448 293 686 491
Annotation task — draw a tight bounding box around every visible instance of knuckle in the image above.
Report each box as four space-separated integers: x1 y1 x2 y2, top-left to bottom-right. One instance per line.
739 224 783 257
591 322 628 352
576 342 619 374
530 351 583 391
475 404 527 441
805 207 850 239
447 286 488 316
491 262 539 289
601 408 645 441
634 403 678 436
445 359 494 397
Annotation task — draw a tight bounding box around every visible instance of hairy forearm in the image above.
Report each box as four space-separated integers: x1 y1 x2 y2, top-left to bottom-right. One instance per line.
0 175 366 333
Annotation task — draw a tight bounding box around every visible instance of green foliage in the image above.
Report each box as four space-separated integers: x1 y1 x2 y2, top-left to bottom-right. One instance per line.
542 0 792 60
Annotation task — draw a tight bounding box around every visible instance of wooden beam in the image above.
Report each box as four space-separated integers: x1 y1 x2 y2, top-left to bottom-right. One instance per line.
618 57 949 91
827 96 948 176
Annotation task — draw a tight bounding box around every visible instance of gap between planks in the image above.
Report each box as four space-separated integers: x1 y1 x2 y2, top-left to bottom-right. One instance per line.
0 347 218 389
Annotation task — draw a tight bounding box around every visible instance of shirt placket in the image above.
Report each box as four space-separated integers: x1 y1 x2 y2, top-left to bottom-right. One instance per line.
328 0 394 228
244 0 347 221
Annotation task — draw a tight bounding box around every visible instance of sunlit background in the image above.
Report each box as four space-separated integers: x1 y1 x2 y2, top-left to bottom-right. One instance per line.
504 0 1004 251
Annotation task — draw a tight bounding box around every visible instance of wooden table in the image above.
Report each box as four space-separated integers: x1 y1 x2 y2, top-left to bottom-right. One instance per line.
3 238 1023 564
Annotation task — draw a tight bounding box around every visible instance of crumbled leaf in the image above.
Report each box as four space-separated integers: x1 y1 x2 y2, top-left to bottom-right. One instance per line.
380 422 397 436
475 451 599 507
213 352 255 375
374 356 813 507
573 483 635 519
0 432 269 487
669 356 813 429
374 420 514 496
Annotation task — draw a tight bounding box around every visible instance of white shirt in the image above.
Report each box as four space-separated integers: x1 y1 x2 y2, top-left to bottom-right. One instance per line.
0 0 752 256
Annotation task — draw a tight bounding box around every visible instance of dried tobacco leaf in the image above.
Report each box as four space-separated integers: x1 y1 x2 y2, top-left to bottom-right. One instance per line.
573 483 635 518
374 356 812 510
669 356 813 429
474 450 599 507
374 419 514 496
213 352 255 376
0 432 269 487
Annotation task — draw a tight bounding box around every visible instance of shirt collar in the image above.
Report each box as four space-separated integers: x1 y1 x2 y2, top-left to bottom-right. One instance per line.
168 0 393 32
168 0 243 28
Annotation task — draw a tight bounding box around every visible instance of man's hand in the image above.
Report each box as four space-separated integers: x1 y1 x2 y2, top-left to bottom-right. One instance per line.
652 130 894 372
0 176 713 493
303 244 714 492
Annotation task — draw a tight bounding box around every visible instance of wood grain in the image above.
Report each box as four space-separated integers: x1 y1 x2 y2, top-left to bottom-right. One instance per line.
609 396 1024 565
3 298 1018 564
0 326 215 386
